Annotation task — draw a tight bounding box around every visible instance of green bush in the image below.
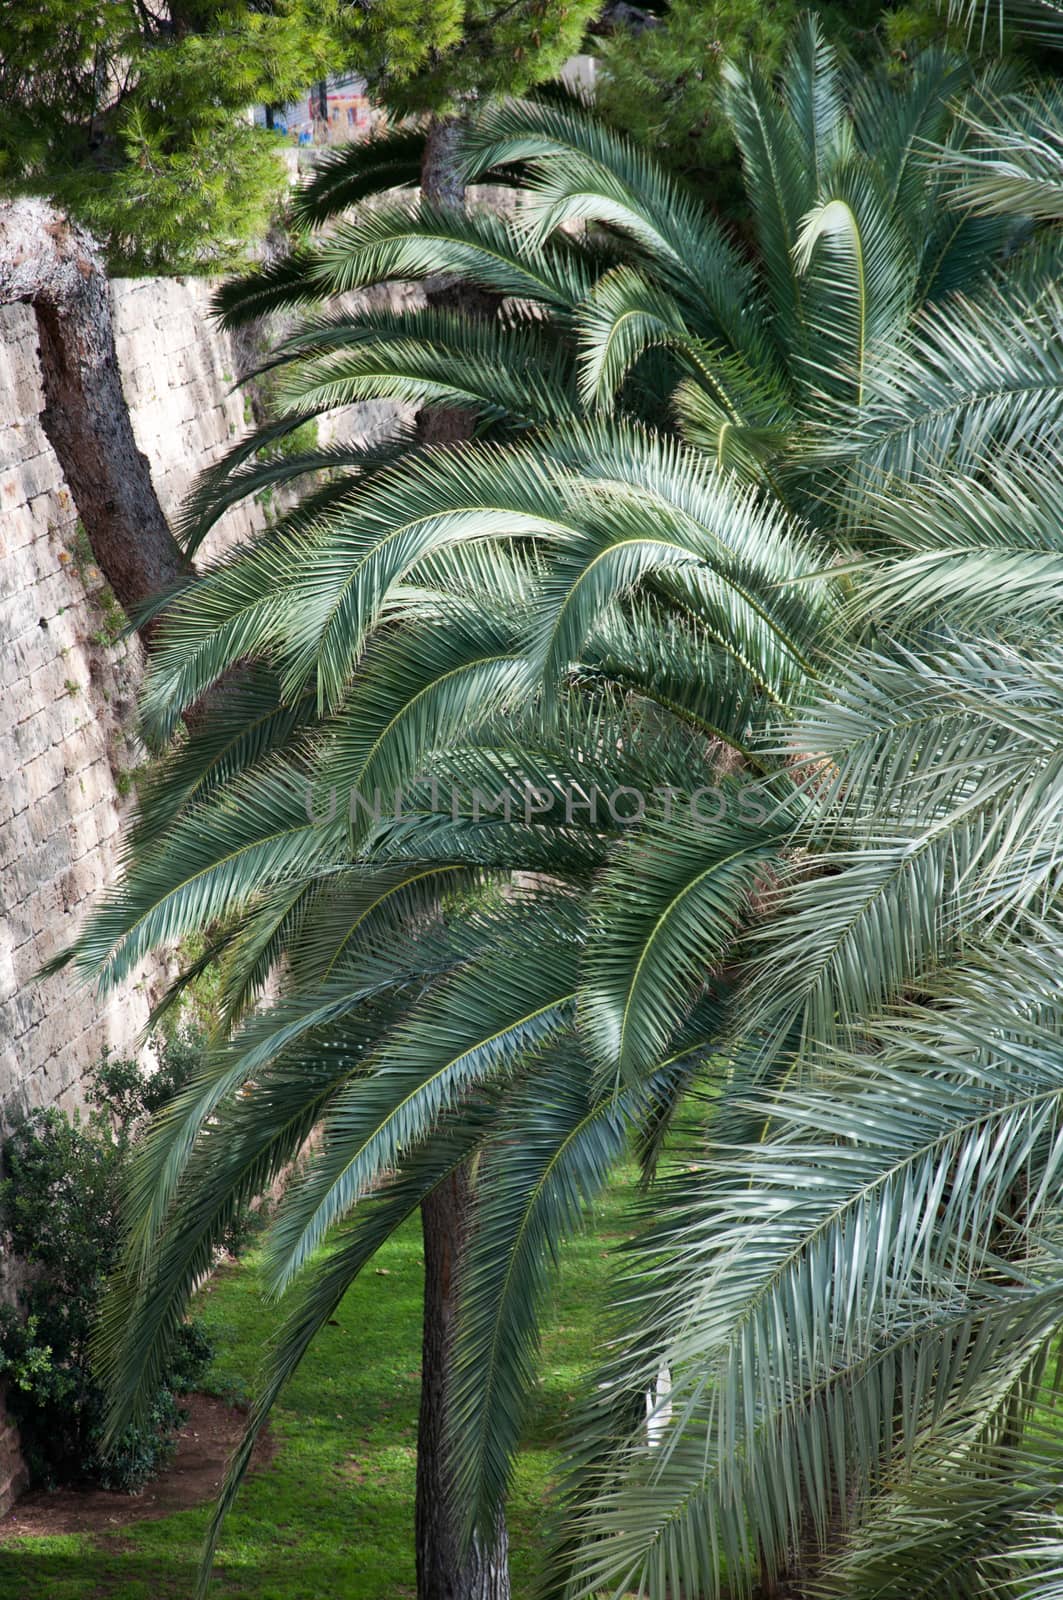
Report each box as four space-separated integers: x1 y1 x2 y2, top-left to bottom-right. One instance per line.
0 1064 214 1492
90 1031 268 1257
266 417 319 462
88 1027 209 1134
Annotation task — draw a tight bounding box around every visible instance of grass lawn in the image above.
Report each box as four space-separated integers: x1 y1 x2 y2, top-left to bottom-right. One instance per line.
0 1165 639 1599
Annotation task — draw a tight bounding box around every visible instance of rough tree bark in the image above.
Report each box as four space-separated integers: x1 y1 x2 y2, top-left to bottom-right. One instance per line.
0 197 189 641
418 1170 510 1600
414 118 511 1600
415 115 498 447
421 115 467 211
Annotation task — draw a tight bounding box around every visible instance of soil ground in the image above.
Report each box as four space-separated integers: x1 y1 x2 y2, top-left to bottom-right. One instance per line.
0 1396 273 1541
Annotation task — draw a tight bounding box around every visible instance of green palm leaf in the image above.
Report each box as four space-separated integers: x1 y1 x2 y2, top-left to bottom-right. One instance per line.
580 795 786 1085
449 1048 645 1537
942 84 1063 220
264 900 582 1291
288 125 426 229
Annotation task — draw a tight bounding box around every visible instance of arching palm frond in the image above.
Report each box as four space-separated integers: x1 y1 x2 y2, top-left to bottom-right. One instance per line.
57 761 347 992
461 94 767 358
448 1050 684 1541
852 455 1063 632
941 82 1063 221
578 793 788 1087
211 246 325 328
836 263 1063 509
288 124 426 231
263 898 582 1293
314 196 594 312
793 157 918 410
128 669 317 846
269 307 576 429
559 992 1063 1600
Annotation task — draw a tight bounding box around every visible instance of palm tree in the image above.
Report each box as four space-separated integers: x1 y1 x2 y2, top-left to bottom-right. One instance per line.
531 101 1063 1600
57 21 1063 1597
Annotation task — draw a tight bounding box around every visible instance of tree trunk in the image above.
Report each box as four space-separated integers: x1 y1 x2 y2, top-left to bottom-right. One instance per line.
418 1171 510 1600
421 116 467 212
417 117 476 448
413 119 510 1600
0 198 189 642
417 117 498 447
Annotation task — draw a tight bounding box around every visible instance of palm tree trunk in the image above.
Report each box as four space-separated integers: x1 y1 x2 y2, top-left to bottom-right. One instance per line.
0 198 189 642
417 1170 510 1600
414 120 510 1600
421 115 466 211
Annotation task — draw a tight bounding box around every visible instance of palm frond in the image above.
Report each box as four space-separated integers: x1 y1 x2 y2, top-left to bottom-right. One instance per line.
793 158 918 410
450 1047 648 1538
288 125 425 230
313 197 592 312
211 247 324 328
263 899 582 1292
58 762 345 990
273 312 575 429
579 796 784 1086
854 457 1063 631
837 260 1063 500
461 96 772 367
560 1006 1063 1599
941 84 1063 220
129 670 316 845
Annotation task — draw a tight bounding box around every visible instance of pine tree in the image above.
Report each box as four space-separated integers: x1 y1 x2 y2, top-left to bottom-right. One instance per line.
0 2 603 273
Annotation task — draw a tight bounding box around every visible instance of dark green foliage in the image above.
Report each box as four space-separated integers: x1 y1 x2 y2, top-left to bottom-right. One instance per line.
0 0 600 271
335 0 601 114
595 1 960 191
0 1064 214 1492
0 1 341 271
89 1031 207 1134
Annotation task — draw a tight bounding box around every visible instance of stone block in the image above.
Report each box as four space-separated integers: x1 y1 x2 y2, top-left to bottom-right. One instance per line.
20 750 62 810
5 983 44 1042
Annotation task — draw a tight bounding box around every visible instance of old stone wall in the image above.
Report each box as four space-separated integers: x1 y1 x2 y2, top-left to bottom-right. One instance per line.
0 276 269 1127
0 274 281 1512
0 262 409 1512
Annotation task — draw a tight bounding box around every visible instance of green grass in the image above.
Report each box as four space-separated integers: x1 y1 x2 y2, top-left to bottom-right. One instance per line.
0 1169 639 1600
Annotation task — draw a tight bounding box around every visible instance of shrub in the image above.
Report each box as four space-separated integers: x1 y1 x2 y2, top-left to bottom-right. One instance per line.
0 1087 213 1492
90 1030 268 1256
88 1026 209 1135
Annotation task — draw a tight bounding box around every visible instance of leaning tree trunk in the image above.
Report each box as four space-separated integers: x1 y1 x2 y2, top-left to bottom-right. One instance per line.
0 198 189 642
414 118 511 1600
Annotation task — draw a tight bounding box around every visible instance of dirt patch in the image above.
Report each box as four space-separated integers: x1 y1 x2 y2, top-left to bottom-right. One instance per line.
0 1394 275 1540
